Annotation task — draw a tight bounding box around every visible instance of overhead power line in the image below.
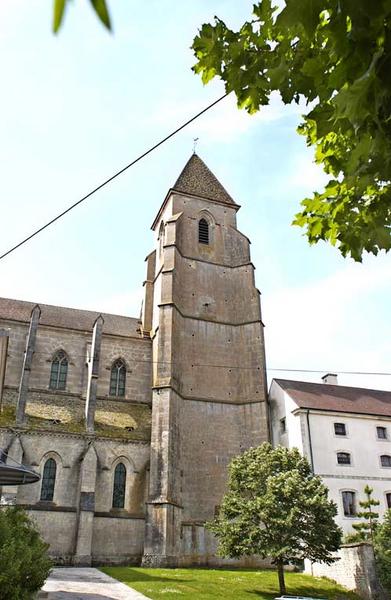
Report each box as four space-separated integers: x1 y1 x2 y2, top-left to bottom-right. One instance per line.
267 368 391 376
0 93 229 262
31 352 391 375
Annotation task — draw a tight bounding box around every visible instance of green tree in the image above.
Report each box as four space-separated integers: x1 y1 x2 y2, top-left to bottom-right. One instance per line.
52 0 111 33
374 509 391 593
192 1 391 261
351 485 380 542
207 443 342 595
0 506 52 600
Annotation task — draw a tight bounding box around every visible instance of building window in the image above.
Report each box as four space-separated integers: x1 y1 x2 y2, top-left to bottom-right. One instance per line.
334 423 346 436
280 418 286 433
112 463 126 509
377 426 388 440
342 491 356 517
40 458 56 501
337 452 351 465
386 492 391 509
380 455 391 468
49 350 68 390
109 359 126 397
198 218 209 244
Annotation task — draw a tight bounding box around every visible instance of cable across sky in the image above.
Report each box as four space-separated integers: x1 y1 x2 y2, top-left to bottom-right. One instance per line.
0 93 229 262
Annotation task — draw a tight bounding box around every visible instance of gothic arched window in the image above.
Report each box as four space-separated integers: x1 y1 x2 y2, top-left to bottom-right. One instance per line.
112 462 126 508
40 458 56 501
49 350 68 390
110 359 126 397
198 218 209 244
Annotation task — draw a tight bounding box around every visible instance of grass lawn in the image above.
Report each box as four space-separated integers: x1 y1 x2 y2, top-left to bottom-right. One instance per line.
101 567 360 600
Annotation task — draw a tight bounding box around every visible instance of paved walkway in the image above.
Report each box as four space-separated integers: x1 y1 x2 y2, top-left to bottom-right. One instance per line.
39 567 151 600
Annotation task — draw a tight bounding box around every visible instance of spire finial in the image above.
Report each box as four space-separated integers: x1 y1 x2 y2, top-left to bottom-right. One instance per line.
192 137 199 154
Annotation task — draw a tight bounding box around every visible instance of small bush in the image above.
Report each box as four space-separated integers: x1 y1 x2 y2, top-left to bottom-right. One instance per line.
374 509 391 593
0 506 52 600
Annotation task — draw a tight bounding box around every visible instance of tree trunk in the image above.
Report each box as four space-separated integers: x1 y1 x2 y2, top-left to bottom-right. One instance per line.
276 559 286 596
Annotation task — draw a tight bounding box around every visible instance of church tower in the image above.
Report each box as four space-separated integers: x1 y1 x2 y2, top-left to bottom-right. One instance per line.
142 154 269 566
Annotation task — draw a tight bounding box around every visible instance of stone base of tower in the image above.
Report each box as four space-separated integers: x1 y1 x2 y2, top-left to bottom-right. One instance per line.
142 501 182 567
141 554 179 568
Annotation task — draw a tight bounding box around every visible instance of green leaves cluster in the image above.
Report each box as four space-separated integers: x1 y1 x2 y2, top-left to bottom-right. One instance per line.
53 0 111 33
0 506 52 600
374 509 391 593
351 484 380 542
192 1 391 260
207 443 341 594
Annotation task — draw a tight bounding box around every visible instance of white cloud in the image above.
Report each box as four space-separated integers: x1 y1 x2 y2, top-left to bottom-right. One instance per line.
264 258 391 391
287 153 329 191
150 92 303 143
81 289 144 317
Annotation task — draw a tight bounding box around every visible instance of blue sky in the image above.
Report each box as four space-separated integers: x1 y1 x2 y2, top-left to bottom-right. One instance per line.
0 0 390 391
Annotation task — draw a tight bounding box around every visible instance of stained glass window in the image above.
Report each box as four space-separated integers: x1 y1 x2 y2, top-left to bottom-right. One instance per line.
49 350 68 390
112 462 126 509
40 458 56 501
110 359 126 397
198 218 209 244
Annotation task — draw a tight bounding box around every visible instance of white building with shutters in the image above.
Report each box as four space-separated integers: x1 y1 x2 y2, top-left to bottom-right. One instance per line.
269 374 391 533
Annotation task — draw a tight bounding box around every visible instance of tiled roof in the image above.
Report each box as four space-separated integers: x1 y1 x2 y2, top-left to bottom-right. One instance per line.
0 297 141 338
173 154 237 205
274 378 391 417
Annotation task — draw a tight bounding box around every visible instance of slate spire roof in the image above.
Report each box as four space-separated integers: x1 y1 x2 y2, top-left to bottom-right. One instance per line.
172 153 237 205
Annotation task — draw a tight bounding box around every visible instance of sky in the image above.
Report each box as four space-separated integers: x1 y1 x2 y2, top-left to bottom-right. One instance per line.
0 0 390 392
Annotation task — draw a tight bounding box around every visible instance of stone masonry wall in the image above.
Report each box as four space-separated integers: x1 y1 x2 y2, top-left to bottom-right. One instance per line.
306 543 385 600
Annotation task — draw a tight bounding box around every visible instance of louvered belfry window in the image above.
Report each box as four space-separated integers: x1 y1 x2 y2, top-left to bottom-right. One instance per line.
110 359 126 396
198 218 209 244
112 463 126 508
40 458 56 501
49 350 68 390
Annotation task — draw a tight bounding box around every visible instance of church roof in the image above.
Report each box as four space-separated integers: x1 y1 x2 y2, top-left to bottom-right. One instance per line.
273 378 391 417
0 297 142 339
172 154 237 206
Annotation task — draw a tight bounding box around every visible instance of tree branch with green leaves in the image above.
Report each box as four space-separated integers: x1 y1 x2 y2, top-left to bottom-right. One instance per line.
207 443 342 595
192 0 391 261
53 0 111 33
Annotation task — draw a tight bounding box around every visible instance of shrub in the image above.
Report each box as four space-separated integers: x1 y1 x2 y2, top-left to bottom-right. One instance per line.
0 506 52 600
374 509 391 593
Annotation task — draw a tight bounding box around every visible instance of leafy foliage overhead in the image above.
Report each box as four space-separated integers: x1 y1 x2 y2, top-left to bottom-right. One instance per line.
192 1 391 261
207 443 342 594
53 0 111 33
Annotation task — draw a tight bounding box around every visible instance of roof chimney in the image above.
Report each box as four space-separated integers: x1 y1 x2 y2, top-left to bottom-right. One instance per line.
322 373 338 385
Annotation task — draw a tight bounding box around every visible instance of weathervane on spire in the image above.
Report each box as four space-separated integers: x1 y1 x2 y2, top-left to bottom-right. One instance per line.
193 137 199 154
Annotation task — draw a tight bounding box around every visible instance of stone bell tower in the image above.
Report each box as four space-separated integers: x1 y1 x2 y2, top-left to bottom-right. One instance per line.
142 154 269 566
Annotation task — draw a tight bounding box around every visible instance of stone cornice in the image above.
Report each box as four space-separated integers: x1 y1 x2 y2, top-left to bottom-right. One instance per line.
0 426 150 444
157 302 264 328
152 384 265 406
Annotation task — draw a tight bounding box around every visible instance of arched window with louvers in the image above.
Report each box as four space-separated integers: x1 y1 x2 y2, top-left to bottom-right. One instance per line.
198 218 209 245
40 457 57 501
109 359 126 397
49 350 68 390
112 462 126 509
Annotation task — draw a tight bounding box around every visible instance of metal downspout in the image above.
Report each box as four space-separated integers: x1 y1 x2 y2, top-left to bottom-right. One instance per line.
306 409 314 472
